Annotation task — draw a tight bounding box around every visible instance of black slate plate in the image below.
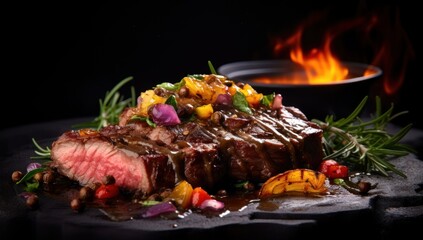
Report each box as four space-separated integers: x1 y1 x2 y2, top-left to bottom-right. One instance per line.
1 119 422 240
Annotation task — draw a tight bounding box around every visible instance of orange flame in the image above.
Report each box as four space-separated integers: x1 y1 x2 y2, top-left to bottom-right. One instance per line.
287 27 348 84
256 25 349 85
267 15 370 85
364 8 414 96
261 6 413 95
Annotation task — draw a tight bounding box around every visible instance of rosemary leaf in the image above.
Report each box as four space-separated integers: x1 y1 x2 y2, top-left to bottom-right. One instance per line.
73 76 136 130
208 60 217 74
30 138 51 160
312 96 414 178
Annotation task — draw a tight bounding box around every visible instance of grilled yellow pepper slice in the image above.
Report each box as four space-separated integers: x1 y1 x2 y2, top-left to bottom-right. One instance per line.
258 169 327 199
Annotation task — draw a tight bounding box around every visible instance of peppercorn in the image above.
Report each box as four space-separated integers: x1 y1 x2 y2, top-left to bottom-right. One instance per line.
211 111 223 125
11 171 23 182
33 172 44 182
26 194 39 209
70 198 85 213
43 171 55 184
79 186 94 201
357 181 372 194
178 86 189 98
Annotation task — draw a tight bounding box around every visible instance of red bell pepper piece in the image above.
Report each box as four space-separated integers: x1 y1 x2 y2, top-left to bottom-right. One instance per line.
191 187 211 208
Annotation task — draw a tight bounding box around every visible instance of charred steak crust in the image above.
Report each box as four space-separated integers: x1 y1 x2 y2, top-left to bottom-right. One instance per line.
50 74 325 195
51 104 324 195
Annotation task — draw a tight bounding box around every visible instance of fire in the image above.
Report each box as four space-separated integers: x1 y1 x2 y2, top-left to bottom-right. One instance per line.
287 27 348 84
267 23 351 85
261 6 413 95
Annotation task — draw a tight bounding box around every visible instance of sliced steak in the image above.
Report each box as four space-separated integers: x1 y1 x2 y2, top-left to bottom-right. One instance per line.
50 103 324 194
50 127 176 194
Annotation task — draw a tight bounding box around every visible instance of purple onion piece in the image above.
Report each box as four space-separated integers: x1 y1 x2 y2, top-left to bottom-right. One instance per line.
215 93 232 106
137 96 142 106
141 202 177 218
26 162 42 172
271 94 283 110
199 199 225 211
150 103 181 126
19 191 35 200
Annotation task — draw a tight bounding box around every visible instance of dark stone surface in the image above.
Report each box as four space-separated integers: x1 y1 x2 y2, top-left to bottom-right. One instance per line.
1 119 422 239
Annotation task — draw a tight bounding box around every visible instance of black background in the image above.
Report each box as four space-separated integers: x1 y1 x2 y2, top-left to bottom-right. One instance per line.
3 0 421 130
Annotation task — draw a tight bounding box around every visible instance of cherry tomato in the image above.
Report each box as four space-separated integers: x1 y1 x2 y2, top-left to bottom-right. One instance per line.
319 159 349 179
327 165 349 178
191 187 211 208
318 159 339 174
95 184 119 199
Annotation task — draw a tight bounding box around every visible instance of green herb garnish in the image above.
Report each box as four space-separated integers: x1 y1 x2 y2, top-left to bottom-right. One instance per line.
312 96 415 178
16 139 52 191
187 74 205 80
165 95 178 110
208 60 217 74
130 115 157 128
31 138 51 160
233 91 252 114
156 82 182 91
261 92 275 107
74 76 136 130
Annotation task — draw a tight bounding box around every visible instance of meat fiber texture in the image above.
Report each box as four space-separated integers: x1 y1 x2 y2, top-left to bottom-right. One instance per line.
50 105 324 195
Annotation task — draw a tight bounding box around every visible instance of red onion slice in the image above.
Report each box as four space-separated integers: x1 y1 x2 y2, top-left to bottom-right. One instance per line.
26 162 42 172
271 94 283 110
19 191 35 200
215 93 232 106
141 202 177 218
150 103 181 126
199 199 225 211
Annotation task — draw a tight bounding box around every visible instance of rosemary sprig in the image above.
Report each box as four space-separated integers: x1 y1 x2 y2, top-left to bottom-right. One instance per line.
312 96 415 178
73 76 136 130
31 138 51 159
208 60 217 74
16 139 52 191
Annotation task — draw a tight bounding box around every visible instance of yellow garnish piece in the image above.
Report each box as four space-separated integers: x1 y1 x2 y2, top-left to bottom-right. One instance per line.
195 104 214 119
246 93 263 107
258 169 327 199
168 180 193 209
184 76 229 104
184 77 214 103
137 90 166 116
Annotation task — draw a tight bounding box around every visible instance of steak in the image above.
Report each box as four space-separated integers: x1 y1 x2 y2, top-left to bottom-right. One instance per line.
51 107 323 195
50 127 177 194
50 75 325 195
